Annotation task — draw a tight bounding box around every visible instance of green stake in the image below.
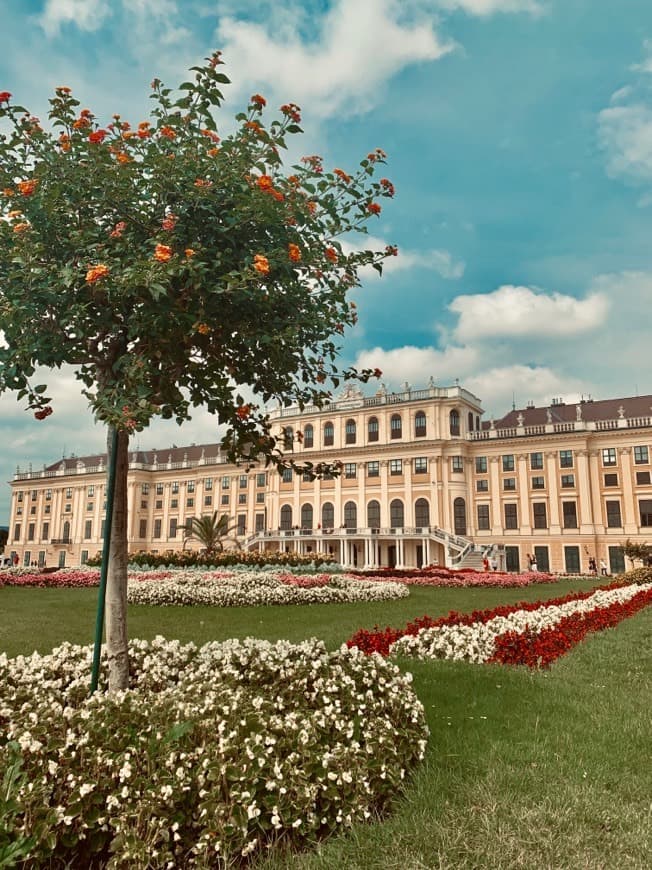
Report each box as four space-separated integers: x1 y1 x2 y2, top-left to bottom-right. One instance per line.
90 426 119 694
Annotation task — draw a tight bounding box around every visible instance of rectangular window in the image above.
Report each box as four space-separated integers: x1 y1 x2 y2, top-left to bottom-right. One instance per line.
503 478 516 491
187 481 195 493
172 481 179 494
31 490 37 501
87 485 95 497
634 446 649 465
221 494 229 505
389 459 402 476
504 503 518 530
281 467 293 483
531 476 545 489
186 498 194 508
65 488 72 499
238 493 247 504
505 546 520 572
139 519 147 538
475 456 487 473
604 473 618 487
38 551 46 567
602 448 617 466
559 450 573 468
476 479 489 492
564 546 580 573
30 506 36 516
562 501 578 529
502 454 515 472
42 522 49 540
155 500 163 510
367 461 380 478
533 502 547 529
27 523 35 541
533 545 550 572
204 478 213 491
239 475 248 489
530 452 543 470
256 492 265 503
45 489 52 501
185 517 193 533
639 499 652 526
255 513 265 532
451 456 464 473
477 504 490 530
344 463 357 479
204 495 212 506
636 471 651 485
605 500 622 527
221 476 230 489
141 500 148 510
65 503 72 513
44 504 51 515
561 474 575 488
23 551 31 567
17 491 24 503
169 518 177 538
170 498 178 509
100 520 106 538
87 501 94 512
237 514 246 536
80 550 88 565
156 483 164 495
608 546 625 574
153 519 162 538
141 483 149 495
84 520 92 539
414 457 427 474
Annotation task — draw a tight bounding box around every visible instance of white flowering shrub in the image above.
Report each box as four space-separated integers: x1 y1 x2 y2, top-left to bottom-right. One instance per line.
0 636 428 868
126 570 409 607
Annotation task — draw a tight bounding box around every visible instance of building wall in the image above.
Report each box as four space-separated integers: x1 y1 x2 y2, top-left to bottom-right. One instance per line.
6 385 652 573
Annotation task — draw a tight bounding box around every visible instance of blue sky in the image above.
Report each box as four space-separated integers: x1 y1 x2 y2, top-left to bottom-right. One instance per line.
2 0 652 523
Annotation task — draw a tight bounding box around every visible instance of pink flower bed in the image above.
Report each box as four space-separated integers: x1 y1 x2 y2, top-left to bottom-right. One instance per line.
355 568 555 588
0 569 100 588
274 572 334 588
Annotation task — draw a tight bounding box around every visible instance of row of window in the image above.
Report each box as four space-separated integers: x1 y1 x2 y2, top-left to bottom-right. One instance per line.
475 499 652 530
277 498 432 530
475 446 650 475
499 545 626 575
280 457 434 483
476 470 652 493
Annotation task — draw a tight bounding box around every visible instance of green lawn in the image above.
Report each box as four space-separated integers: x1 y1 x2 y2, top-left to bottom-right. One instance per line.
2 578 651 869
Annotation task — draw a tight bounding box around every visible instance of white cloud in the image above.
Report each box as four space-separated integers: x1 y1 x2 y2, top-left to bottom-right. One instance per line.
436 0 542 15
341 234 465 280
598 104 652 184
38 0 111 36
215 0 454 118
464 365 583 414
354 344 480 384
449 284 609 341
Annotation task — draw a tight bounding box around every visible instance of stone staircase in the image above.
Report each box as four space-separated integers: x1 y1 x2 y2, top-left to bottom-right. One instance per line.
457 549 488 570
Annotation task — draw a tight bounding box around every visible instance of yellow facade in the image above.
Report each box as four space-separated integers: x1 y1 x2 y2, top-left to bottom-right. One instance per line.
6 383 652 573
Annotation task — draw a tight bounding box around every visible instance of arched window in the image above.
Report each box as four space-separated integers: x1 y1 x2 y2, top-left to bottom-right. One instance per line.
475 415 480 431
345 419 356 445
415 498 430 528
280 505 293 530
414 411 427 437
468 412 474 433
367 416 379 442
367 499 381 529
390 499 404 528
453 497 467 535
300 503 313 529
62 520 71 541
321 502 334 529
303 424 314 449
390 414 402 440
282 426 294 450
449 409 460 436
344 501 357 529
324 421 334 447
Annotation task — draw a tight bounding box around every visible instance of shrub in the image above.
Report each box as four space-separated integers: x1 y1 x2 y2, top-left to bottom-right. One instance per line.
619 566 652 585
0 637 428 867
86 549 336 570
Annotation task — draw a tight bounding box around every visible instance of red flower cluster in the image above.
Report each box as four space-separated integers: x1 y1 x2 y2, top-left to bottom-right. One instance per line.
281 103 301 123
34 406 53 420
0 91 12 102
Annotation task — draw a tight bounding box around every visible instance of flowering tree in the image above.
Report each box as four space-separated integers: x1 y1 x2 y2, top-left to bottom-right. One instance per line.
0 55 395 689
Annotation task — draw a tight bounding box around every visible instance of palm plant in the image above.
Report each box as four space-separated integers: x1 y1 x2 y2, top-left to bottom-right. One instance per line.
183 512 240 555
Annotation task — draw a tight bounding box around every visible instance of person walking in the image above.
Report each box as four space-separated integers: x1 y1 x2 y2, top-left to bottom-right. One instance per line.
600 559 608 576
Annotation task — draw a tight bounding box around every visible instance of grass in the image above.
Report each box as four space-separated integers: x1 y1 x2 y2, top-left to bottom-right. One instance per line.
2 576 651 869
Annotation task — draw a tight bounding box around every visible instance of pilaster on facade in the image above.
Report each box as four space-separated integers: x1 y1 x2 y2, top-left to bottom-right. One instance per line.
575 450 595 534
619 447 638 533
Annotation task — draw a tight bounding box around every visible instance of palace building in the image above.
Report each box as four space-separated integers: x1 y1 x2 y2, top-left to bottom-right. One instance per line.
6 381 652 574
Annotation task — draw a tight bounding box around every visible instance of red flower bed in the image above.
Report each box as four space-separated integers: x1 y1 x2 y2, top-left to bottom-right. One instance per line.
490 586 652 667
346 581 628 657
0 570 100 588
349 566 556 588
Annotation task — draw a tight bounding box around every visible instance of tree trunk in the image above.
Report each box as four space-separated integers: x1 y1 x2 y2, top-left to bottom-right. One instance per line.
105 426 130 691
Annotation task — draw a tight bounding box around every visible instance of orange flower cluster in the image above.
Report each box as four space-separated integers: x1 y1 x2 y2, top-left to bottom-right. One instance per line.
253 254 270 276
160 126 176 139
194 178 213 189
301 155 323 173
13 222 30 234
280 103 301 123
110 221 126 239
257 174 273 191
17 179 38 196
200 129 220 143
185 248 196 258
196 323 211 335
288 243 302 263
88 129 107 144
380 178 395 196
86 264 110 284
58 133 71 152
2 188 14 196
250 93 266 107
138 121 151 139
55 86 71 95
324 247 338 263
161 213 177 231
236 404 251 419
209 51 224 68
367 202 381 215
72 117 90 129
115 152 131 164
244 120 262 135
367 148 387 162
207 147 220 157
154 244 172 263
334 168 351 183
